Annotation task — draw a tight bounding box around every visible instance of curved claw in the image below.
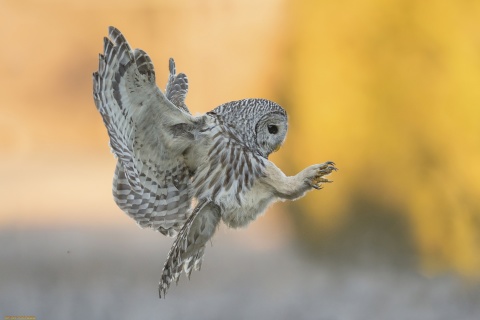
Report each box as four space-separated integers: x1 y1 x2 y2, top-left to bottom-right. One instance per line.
312 184 323 190
307 161 338 190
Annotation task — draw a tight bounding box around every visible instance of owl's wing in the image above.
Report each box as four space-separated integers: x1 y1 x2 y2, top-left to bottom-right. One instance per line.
165 58 190 114
93 27 196 236
159 199 221 298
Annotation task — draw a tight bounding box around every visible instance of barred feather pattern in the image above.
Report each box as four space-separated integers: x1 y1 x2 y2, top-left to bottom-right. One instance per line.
112 162 190 236
166 58 190 114
93 34 142 192
158 114 267 297
93 27 194 236
159 200 221 298
193 113 267 205
209 99 288 157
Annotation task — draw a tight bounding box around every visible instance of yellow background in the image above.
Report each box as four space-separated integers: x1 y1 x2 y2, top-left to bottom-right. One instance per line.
1 0 480 279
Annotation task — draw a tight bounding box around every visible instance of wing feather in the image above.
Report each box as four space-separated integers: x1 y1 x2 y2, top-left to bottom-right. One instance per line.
159 200 221 298
192 120 266 205
93 27 196 236
166 58 190 114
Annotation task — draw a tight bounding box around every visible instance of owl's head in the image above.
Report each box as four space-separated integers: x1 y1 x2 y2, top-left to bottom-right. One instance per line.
210 99 288 158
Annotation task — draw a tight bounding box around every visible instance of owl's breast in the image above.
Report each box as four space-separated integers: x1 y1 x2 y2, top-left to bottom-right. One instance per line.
218 181 275 228
188 117 272 228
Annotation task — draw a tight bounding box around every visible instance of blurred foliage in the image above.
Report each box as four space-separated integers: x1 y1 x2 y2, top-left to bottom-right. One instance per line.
1 0 480 279
283 0 480 277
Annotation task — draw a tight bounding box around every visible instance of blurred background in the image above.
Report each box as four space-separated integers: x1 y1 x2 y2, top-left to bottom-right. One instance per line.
1 0 480 319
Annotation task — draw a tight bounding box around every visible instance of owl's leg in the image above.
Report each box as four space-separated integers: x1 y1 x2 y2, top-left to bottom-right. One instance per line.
265 161 337 201
159 200 221 298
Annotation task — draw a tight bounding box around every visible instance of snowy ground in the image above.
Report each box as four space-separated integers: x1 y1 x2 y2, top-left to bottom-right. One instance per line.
1 227 479 320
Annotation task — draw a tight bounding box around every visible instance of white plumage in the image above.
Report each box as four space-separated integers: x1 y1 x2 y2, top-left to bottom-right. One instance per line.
93 27 337 298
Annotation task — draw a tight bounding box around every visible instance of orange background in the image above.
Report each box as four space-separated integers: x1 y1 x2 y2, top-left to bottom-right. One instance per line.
1 0 480 278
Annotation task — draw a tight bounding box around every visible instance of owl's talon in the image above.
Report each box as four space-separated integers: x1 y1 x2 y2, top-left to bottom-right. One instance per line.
306 161 338 190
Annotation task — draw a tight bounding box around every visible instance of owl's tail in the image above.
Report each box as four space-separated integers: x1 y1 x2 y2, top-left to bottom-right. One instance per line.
159 200 221 298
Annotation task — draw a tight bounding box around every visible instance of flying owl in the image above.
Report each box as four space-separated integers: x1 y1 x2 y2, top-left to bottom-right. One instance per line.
93 26 337 298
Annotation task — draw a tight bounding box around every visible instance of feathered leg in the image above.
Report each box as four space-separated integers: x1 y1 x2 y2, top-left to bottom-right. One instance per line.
264 161 338 201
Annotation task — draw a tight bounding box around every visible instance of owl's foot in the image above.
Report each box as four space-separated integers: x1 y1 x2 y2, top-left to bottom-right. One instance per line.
307 161 338 190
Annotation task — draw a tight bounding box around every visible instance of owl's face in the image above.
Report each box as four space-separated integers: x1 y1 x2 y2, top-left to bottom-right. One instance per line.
255 112 288 158
211 98 288 159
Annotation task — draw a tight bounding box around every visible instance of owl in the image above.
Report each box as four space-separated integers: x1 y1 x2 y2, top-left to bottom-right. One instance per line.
93 27 337 298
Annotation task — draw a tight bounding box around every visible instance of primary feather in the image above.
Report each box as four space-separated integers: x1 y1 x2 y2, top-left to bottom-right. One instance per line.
93 27 195 236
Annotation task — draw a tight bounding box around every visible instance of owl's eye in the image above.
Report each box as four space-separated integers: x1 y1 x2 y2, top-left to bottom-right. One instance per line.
267 124 278 134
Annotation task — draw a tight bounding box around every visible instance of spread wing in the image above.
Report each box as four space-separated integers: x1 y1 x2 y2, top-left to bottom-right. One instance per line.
93 26 196 236
166 58 190 114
